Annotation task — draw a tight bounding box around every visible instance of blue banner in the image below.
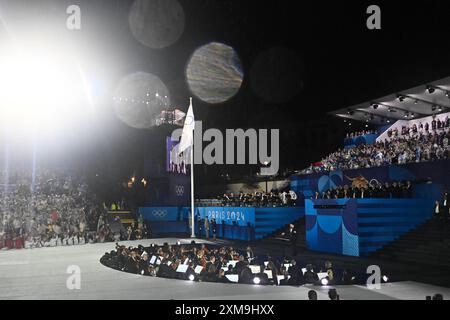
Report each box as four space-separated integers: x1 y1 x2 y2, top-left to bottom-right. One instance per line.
138 206 302 241
196 207 255 227
139 207 182 221
139 206 256 226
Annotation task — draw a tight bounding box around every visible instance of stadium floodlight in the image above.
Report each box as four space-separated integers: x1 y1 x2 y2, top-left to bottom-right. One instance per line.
253 277 261 285
0 39 93 136
321 278 329 286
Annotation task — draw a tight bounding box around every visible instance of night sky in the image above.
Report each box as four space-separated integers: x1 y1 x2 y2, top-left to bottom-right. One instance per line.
2 0 450 186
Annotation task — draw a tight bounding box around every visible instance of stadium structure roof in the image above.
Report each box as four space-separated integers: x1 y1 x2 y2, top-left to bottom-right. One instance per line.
331 77 450 125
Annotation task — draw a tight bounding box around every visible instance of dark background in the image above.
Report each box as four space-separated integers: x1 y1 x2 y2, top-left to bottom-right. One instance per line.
2 0 450 197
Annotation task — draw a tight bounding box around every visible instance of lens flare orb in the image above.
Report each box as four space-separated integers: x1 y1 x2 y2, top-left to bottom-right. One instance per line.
129 0 185 49
186 42 243 104
113 72 170 129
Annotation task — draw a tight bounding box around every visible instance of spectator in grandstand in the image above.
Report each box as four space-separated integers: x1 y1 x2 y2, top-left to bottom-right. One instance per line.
318 181 414 200
301 126 450 174
198 189 297 208
346 130 375 139
0 167 132 250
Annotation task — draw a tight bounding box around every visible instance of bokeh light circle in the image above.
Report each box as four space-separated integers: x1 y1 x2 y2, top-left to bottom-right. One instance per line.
113 72 170 129
250 47 305 103
186 42 244 104
128 0 185 49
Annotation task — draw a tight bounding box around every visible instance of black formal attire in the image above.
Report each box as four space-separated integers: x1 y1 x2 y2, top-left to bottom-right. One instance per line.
287 264 304 285
303 270 319 284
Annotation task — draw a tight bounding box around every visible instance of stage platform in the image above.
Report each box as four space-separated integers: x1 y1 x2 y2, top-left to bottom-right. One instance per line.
0 238 449 300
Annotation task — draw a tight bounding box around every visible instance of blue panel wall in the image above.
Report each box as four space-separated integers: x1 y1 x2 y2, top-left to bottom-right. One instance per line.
356 198 433 254
150 221 189 235
139 207 183 222
305 199 359 256
254 207 305 239
305 198 434 257
139 206 304 241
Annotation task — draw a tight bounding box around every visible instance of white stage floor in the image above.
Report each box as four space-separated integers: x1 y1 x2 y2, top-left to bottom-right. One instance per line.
0 238 448 300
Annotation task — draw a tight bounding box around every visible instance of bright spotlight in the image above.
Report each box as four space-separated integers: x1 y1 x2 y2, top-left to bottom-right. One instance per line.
0 40 91 134
253 277 261 285
321 278 329 286
188 274 195 281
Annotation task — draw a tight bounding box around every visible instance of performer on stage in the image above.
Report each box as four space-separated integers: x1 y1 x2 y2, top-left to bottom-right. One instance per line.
281 224 298 256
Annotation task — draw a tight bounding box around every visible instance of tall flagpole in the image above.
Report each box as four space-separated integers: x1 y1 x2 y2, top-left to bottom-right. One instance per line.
190 97 196 238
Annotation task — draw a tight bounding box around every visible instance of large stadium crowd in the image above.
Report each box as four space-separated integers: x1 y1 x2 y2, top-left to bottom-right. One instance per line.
0 169 113 250
301 117 450 174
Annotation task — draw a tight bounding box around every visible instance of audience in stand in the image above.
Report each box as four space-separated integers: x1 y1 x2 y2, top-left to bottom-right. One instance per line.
301 123 450 175
0 168 148 250
0 168 106 250
197 190 298 207
345 130 376 139
314 181 413 200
